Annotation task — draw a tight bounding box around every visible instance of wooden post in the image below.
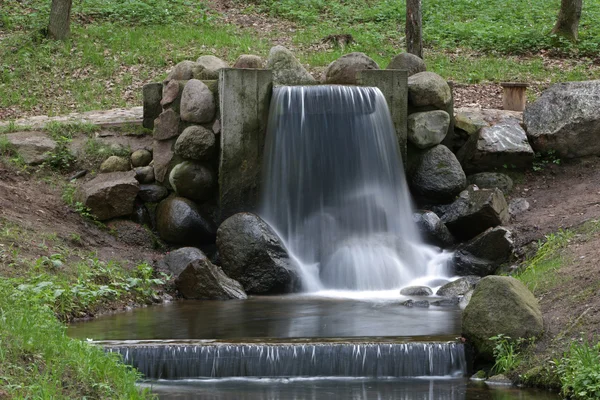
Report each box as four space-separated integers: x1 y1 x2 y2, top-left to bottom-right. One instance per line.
501 82 528 112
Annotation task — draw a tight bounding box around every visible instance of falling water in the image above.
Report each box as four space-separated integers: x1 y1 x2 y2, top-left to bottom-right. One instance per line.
260 86 450 292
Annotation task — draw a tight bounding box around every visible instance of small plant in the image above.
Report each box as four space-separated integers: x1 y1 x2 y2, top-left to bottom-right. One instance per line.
556 340 600 399
532 150 561 172
489 334 527 375
44 135 77 171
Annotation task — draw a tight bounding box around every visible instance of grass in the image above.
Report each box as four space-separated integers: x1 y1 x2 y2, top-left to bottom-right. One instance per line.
2 0 600 119
556 340 600 399
0 279 154 399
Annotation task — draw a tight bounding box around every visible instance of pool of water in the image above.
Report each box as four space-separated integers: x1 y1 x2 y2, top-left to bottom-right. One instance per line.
68 295 462 341
140 377 559 400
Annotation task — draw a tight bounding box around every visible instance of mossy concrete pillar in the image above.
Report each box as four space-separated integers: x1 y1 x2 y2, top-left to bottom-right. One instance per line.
219 68 273 220
358 69 408 163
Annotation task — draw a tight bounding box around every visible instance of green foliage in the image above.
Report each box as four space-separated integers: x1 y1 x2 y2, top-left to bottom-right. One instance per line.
533 150 561 172
556 340 600 399
489 334 527 374
83 138 131 165
77 0 196 26
516 229 574 294
0 280 154 399
44 135 77 171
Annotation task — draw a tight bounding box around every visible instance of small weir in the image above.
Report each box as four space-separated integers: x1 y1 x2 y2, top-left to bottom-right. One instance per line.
104 341 467 379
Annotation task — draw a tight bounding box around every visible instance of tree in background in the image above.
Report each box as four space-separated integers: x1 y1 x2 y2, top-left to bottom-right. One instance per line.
406 0 423 58
552 0 583 42
48 0 72 40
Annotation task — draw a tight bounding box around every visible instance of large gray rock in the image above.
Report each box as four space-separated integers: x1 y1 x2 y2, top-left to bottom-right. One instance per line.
100 156 130 173
160 80 186 111
194 55 229 80
3 132 57 165
156 197 217 245
180 79 216 124
169 161 216 202
233 54 264 69
408 72 452 109
387 53 426 76
413 211 455 248
436 186 509 240
462 276 543 360
142 82 162 129
410 145 467 204
138 184 169 203
216 212 298 294
436 276 480 297
174 125 215 161
166 60 197 81
453 227 513 276
457 120 534 173
77 171 139 220
158 246 208 276
524 80 600 158
407 110 450 149
467 172 513 194
153 108 180 141
266 45 316 86
325 52 379 85
400 286 433 296
175 258 247 300
454 108 523 136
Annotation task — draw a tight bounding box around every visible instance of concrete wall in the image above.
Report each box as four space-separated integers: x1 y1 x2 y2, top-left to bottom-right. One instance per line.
218 69 273 220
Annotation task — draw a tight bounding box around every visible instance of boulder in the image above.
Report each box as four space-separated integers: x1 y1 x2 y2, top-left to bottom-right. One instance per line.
174 125 216 161
134 166 155 184
453 227 513 277
100 156 130 173
413 211 455 248
3 132 57 165
400 286 433 296
152 138 178 184
77 171 139 220
156 197 217 245
410 145 467 204
509 197 530 217
166 60 197 81
408 72 452 109
175 259 247 300
157 246 208 276
324 52 380 84
233 54 264 69
457 120 534 173
160 80 186 110
105 220 155 248
407 110 450 149
142 82 163 129
180 79 216 124
138 184 169 203
130 149 152 167
524 80 600 158
194 55 229 80
454 108 523 136
387 53 426 76
216 212 298 294
266 45 316 86
401 299 430 308
436 276 480 297
169 161 216 202
153 108 181 141
462 276 543 360
437 186 509 240
467 172 513 194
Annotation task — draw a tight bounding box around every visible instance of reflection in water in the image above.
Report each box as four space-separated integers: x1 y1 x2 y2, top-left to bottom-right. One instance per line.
68 296 462 341
140 378 560 400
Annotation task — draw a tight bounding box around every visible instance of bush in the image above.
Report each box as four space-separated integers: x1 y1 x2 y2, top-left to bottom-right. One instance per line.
556 340 600 399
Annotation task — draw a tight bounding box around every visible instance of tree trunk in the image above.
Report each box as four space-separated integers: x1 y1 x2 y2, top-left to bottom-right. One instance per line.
48 0 73 40
406 0 423 58
551 0 582 42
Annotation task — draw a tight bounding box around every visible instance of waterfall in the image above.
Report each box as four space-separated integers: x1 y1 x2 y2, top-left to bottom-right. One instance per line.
260 85 450 292
106 342 467 379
